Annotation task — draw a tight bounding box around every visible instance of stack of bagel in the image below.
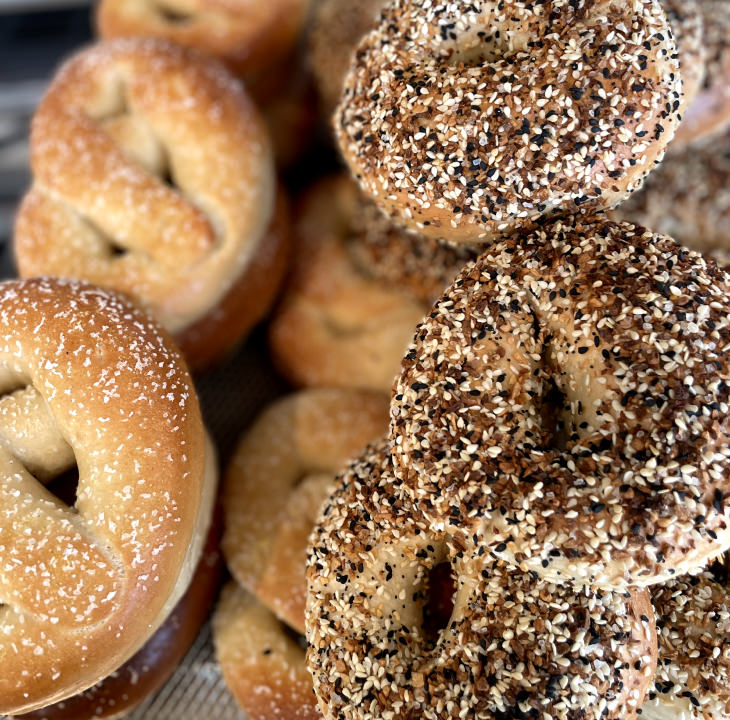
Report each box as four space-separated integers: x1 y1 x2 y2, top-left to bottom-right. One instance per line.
1 0 729 719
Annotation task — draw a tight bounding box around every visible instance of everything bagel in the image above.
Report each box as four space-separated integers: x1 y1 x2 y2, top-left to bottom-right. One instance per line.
336 0 683 244
307 441 657 720
391 216 730 589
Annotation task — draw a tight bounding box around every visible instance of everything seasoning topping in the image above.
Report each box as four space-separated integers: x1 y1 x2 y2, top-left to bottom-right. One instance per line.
389 216 730 589
336 0 683 243
306 441 657 720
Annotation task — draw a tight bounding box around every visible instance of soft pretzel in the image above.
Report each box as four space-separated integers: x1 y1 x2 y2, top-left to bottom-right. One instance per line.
390 216 730 590
13 38 281 368
0 278 210 715
14 501 222 720
213 582 320 720
611 131 730 256
306 441 657 720
96 0 309 80
640 560 730 720
672 0 730 150
222 388 389 634
269 176 476 392
335 0 683 244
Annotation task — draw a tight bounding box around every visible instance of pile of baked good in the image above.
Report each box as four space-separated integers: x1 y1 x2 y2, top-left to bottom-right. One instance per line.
1 0 729 719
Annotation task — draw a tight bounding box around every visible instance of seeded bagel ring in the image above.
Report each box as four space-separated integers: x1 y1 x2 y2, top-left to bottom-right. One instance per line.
641 560 730 720
336 0 682 244
391 216 730 589
306 441 657 720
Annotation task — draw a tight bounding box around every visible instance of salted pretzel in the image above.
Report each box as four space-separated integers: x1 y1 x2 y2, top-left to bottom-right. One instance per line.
222 388 389 633
214 582 320 720
391 216 730 590
0 278 211 715
15 504 222 720
96 0 309 81
336 0 683 244
269 176 476 392
307 441 657 720
14 38 282 369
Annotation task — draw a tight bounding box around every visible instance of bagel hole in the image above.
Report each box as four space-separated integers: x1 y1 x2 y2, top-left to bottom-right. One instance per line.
540 378 569 451
421 562 456 645
154 1 193 24
709 552 730 586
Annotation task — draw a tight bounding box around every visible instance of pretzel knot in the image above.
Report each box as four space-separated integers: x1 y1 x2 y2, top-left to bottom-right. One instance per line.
97 0 310 79
14 38 275 336
0 278 207 715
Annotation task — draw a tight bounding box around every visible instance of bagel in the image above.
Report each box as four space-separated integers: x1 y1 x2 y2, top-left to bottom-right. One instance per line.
390 216 730 589
0 277 208 714
306 440 657 720
13 38 282 369
221 388 389 633
661 0 705 119
335 0 683 244
641 559 730 719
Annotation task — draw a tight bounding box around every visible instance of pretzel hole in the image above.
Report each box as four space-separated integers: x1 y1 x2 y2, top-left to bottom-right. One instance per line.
154 1 194 24
45 467 80 509
83 214 129 259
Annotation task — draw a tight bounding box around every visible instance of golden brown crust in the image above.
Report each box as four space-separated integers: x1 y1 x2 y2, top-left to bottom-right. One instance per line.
336 0 683 244
214 583 321 720
0 278 206 715
96 0 310 79
14 506 223 720
611 131 730 255
391 216 730 589
222 388 389 634
14 37 275 337
671 0 730 150
176 187 291 371
268 176 475 393
307 441 657 720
